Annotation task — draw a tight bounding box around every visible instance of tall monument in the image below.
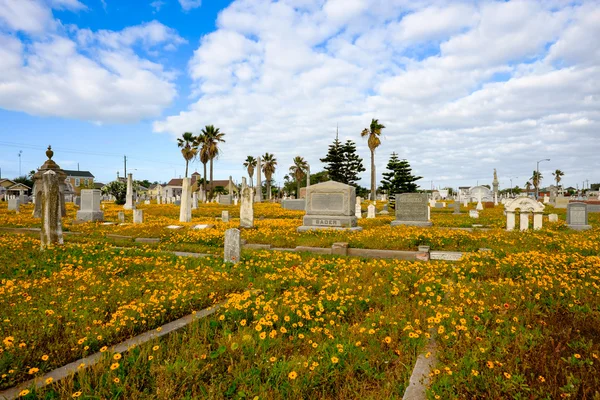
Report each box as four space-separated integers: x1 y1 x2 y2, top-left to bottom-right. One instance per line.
492 169 499 197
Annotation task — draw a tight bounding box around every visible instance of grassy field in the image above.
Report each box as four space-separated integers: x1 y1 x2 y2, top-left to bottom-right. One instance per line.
0 200 599 398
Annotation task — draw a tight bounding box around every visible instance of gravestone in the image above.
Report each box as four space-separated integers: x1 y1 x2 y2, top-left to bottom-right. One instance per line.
567 203 591 230
355 203 362 219
219 195 232 205
548 213 558 222
434 202 443 209
123 173 134 210
133 209 143 224
179 178 192 223
32 146 67 219
469 210 479 219
222 210 230 223
297 180 361 232
504 197 545 231
8 198 20 212
391 193 432 227
118 211 125 223
367 203 376 218
282 199 305 210
76 189 104 222
19 194 29 204
74 196 80 207
40 171 63 249
453 201 461 214
240 178 254 228
554 195 569 209
144 200 150 205
224 228 241 264
379 203 390 215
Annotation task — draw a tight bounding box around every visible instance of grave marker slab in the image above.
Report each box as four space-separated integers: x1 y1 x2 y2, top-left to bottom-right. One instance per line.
224 228 241 264
567 202 591 230
391 193 432 227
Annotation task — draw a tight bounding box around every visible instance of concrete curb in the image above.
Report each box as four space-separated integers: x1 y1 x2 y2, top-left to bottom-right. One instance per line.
402 339 437 400
0 297 237 400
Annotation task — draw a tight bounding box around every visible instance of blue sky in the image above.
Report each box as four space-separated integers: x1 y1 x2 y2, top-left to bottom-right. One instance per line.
0 0 599 191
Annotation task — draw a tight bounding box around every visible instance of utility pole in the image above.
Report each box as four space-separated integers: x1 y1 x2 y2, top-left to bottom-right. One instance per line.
536 158 550 200
124 155 127 177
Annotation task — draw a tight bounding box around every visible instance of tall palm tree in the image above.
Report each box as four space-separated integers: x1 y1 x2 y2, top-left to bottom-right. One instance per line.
361 119 385 201
552 169 564 189
531 170 542 194
197 133 211 196
243 156 257 187
525 180 532 195
289 156 308 197
177 132 198 178
262 153 277 200
201 125 226 189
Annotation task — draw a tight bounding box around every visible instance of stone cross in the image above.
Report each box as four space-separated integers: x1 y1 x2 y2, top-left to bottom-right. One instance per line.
124 173 134 210
40 170 63 249
240 177 254 228
179 177 192 222
224 228 241 264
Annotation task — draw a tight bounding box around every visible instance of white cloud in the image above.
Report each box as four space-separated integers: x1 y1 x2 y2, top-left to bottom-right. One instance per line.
154 0 600 188
150 0 165 13
0 0 54 33
48 0 87 11
0 2 184 123
179 0 201 11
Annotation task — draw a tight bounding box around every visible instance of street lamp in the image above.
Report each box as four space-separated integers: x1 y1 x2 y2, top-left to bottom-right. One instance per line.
536 159 550 200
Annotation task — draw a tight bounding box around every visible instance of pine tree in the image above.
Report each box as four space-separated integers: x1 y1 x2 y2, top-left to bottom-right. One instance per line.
321 133 365 187
381 153 422 206
341 140 365 186
320 136 345 182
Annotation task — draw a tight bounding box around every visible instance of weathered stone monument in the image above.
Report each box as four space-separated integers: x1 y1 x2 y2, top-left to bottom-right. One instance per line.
297 181 361 232
567 203 591 230
254 156 263 203
118 211 125 223
504 197 545 231
179 177 192 222
240 177 254 228
391 193 432 227
76 189 104 222
492 169 499 197
133 209 144 224
224 228 241 264
123 173 134 210
192 192 198 210
367 203 376 218
222 210 230 223
453 201 461 214
40 171 63 249
33 146 67 218
8 198 20 212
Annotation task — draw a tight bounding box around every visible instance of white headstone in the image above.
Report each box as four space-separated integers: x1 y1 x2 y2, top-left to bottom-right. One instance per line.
118 211 125 223
123 173 134 210
179 177 192 222
76 189 104 222
367 203 376 218
133 209 143 224
224 228 241 264
355 203 362 219
222 210 230 223
469 210 479 219
548 213 558 222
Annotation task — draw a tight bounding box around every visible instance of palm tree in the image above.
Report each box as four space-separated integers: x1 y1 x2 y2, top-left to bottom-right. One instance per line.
201 125 226 189
243 156 257 187
262 153 277 200
531 170 542 194
552 169 564 189
177 132 198 178
197 133 211 196
361 119 385 201
289 156 308 197
525 180 532 195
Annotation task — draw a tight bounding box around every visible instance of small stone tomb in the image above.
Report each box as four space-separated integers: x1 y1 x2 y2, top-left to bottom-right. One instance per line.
567 203 591 230
224 228 241 264
504 197 545 231
391 193 432 227
297 180 361 232
76 189 104 222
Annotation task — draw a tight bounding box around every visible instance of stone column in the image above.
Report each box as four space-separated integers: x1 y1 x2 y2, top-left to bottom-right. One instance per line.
255 156 262 202
494 192 498 206
519 212 530 231
506 211 515 231
124 173 134 210
240 177 254 228
306 165 311 189
179 177 192 223
224 228 241 264
40 171 63 249
533 212 543 230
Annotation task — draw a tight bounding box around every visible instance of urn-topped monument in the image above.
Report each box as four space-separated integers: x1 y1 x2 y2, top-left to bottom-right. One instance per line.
297 180 362 232
32 146 68 218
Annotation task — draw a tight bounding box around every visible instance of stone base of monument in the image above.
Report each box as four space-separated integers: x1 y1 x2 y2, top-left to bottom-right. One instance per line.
390 220 433 227
567 224 592 231
76 210 104 222
297 215 362 232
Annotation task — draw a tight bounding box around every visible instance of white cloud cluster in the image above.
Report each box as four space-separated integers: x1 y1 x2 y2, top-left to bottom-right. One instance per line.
0 0 184 123
154 0 600 188
179 0 201 12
